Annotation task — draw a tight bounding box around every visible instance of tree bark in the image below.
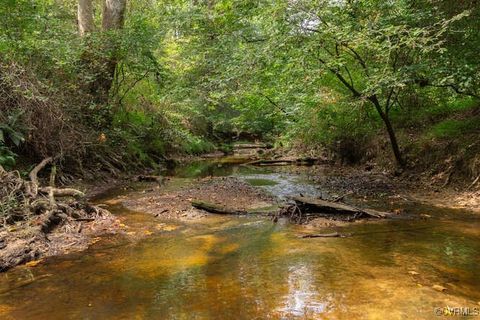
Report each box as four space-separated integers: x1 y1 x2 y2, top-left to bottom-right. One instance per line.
90 0 127 103
102 0 127 31
369 96 405 167
78 0 94 36
382 113 405 167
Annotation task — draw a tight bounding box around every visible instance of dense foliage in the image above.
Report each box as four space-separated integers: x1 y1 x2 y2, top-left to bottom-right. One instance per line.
1 0 478 176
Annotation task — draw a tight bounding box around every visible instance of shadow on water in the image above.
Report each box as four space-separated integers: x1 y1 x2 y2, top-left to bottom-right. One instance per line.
1 160 479 319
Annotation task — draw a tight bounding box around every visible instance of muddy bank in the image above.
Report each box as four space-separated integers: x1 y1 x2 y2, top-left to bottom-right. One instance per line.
123 176 278 220
411 189 480 213
0 208 119 272
309 165 480 213
237 140 480 213
313 167 398 198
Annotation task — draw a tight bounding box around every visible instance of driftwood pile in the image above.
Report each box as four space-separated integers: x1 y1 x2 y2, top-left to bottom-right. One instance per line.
190 193 390 227
0 158 114 271
277 195 391 224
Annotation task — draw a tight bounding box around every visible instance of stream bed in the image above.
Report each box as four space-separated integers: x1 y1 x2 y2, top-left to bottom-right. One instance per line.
1 161 479 319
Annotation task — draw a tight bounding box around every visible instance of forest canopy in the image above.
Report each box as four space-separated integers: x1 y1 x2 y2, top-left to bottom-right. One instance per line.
1 0 479 175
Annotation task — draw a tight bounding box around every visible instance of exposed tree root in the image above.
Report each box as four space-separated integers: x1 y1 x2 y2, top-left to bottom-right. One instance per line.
467 174 480 190
0 158 116 272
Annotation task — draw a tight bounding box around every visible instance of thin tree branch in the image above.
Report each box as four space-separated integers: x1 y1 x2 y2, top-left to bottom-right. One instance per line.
385 87 395 114
318 56 362 98
117 70 150 105
425 83 479 99
259 93 289 116
344 65 354 87
344 45 369 76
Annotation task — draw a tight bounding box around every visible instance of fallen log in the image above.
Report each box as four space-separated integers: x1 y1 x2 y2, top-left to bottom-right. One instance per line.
233 143 273 149
332 191 354 202
301 232 351 238
290 196 389 219
191 200 246 215
362 208 390 218
244 159 295 166
302 226 434 240
244 157 322 166
294 157 319 165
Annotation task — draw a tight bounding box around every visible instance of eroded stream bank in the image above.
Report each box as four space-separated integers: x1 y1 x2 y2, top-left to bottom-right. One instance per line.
1 160 479 319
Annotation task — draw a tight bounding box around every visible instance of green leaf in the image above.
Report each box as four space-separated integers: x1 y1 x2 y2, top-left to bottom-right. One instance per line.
9 131 25 146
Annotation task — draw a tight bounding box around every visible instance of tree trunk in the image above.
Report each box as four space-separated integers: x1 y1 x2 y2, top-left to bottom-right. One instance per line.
370 97 405 167
382 113 405 167
78 0 94 36
90 0 127 103
102 0 127 31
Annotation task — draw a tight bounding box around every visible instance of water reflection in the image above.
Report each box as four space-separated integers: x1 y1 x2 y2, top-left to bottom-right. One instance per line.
278 264 330 318
1 162 479 319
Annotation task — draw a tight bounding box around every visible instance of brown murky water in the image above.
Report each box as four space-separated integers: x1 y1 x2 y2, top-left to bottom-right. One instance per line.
1 162 479 319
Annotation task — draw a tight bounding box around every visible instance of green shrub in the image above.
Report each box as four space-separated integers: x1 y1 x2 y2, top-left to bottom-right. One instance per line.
181 134 215 155
0 145 17 169
428 118 480 139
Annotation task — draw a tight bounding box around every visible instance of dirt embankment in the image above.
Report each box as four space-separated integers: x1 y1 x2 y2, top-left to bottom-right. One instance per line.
310 165 480 213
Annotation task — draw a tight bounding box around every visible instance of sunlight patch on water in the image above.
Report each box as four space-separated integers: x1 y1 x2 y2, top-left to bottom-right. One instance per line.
277 264 331 318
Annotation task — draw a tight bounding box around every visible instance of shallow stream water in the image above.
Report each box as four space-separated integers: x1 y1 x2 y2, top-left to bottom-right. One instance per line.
1 161 479 319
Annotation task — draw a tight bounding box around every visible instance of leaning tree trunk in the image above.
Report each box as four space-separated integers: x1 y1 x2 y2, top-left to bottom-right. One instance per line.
371 98 405 167
382 113 405 167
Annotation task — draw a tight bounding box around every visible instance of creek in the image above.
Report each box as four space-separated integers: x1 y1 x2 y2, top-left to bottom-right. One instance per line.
1 161 479 319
